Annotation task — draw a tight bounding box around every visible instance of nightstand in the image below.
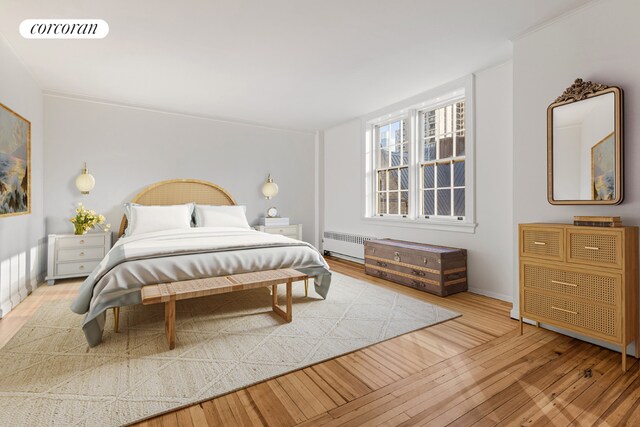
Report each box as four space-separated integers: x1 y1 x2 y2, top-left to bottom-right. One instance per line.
46 232 112 285
255 224 302 240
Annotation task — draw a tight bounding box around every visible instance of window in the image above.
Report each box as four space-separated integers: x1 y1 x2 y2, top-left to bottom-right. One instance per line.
420 101 465 218
374 119 409 216
364 76 475 232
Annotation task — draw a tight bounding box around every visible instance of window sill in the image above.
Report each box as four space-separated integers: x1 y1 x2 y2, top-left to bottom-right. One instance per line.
362 216 477 234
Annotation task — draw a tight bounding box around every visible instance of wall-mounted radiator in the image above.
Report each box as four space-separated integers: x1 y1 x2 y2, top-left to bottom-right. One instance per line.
323 231 376 262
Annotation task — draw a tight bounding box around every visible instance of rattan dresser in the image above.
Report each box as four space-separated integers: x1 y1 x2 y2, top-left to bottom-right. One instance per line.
519 223 639 371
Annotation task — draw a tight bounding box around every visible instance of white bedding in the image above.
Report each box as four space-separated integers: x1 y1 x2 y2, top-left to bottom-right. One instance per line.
70 227 331 346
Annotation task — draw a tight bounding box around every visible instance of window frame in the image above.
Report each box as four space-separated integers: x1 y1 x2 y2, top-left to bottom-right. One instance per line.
362 75 476 233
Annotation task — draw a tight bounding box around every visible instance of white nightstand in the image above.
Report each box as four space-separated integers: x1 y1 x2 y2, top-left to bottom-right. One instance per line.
46 232 112 285
255 224 302 240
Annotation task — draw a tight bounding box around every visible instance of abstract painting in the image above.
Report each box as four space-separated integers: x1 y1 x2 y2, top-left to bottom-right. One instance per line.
0 103 30 217
592 132 615 201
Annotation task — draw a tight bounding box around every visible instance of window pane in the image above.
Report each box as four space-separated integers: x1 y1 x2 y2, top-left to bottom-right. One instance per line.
455 131 465 156
401 143 409 165
390 145 401 166
453 161 465 187
454 188 465 216
439 135 453 159
378 145 389 168
425 111 436 138
437 189 451 215
388 169 399 191
456 101 465 132
400 191 408 215
388 192 399 215
389 121 399 145
377 192 387 215
437 162 451 188
400 167 408 190
423 164 434 189
423 190 434 216
379 124 389 148
378 170 387 191
424 138 436 161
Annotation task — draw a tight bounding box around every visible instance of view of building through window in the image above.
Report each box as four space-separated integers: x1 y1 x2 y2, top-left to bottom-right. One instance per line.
375 119 409 215
372 98 465 219
420 101 465 217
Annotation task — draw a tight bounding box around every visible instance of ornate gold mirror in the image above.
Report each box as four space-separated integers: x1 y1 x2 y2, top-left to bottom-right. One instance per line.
547 79 623 205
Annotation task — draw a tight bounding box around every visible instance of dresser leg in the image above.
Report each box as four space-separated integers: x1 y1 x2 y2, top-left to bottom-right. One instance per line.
47 280 55 286
635 338 639 359
519 317 523 335
304 278 308 297
113 307 120 333
622 336 627 372
535 321 540 328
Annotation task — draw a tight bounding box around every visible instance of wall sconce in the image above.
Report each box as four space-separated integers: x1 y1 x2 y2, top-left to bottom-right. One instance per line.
75 162 95 195
261 173 279 199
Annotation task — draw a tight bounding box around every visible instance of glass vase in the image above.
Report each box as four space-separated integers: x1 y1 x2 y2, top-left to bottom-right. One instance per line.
74 224 87 235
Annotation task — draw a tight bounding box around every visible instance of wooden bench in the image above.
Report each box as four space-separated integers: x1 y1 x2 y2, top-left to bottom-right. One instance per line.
131 269 308 349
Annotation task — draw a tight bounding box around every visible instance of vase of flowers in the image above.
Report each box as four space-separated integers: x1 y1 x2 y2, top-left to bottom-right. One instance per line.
70 203 111 235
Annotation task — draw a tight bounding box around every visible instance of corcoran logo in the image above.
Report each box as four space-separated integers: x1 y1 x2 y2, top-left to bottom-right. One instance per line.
19 19 109 39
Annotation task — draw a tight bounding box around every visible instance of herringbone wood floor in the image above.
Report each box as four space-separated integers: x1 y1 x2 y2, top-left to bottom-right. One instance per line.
2 257 639 426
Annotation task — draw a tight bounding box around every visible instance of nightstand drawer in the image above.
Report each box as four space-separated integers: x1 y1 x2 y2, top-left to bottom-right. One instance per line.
57 247 105 262
57 235 106 249
56 260 100 276
263 226 298 235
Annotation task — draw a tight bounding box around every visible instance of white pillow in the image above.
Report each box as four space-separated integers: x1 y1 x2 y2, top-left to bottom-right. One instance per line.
194 205 251 229
124 203 194 236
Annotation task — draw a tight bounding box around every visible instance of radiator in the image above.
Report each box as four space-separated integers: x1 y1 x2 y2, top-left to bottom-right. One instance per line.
323 231 376 261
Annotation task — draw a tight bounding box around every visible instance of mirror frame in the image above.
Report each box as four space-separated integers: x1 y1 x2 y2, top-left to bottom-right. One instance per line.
547 78 624 205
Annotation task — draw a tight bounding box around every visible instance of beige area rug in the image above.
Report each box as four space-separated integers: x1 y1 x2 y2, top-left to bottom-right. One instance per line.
0 272 459 426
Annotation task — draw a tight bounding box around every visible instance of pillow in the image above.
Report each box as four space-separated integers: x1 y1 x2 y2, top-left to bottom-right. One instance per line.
123 203 194 236
194 205 251 229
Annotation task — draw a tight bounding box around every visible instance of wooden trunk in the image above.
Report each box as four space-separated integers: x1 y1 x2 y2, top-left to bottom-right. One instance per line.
364 239 467 296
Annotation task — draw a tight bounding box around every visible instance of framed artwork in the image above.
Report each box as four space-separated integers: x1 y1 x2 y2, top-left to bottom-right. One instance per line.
0 102 31 217
591 132 615 201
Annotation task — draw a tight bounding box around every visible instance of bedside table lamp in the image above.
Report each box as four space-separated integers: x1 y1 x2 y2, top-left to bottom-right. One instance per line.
261 174 279 199
75 162 95 195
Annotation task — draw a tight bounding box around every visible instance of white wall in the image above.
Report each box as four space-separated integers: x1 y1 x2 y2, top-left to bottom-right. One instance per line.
43 96 318 244
0 36 44 317
324 61 514 301
513 0 640 352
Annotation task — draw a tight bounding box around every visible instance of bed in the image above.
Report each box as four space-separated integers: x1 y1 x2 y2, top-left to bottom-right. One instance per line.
70 179 332 347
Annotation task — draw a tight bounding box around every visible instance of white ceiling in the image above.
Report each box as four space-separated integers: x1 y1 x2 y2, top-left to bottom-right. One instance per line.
0 0 593 131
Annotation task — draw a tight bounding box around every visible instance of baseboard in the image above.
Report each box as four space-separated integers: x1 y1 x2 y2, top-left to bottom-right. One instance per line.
467 287 512 303
324 251 364 264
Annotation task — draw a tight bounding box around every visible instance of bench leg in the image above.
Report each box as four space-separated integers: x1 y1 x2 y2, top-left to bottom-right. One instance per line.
165 296 176 350
272 280 293 322
304 278 308 297
113 307 120 333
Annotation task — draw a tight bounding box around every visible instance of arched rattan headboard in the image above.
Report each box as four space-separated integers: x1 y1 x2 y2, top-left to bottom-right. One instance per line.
118 179 237 237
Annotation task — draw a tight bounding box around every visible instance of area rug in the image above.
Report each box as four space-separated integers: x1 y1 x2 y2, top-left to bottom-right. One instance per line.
0 271 459 426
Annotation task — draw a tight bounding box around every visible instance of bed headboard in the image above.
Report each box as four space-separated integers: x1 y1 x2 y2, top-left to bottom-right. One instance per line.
118 179 237 237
